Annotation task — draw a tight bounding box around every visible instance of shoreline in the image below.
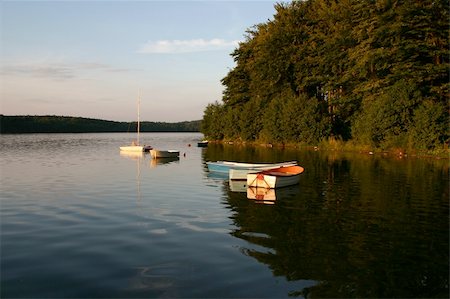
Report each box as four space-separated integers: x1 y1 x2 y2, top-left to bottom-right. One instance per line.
0 115 201 134
206 139 450 160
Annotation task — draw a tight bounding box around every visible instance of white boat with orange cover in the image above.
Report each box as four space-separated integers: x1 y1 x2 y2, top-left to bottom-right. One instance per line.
247 165 305 189
228 161 298 180
208 160 297 175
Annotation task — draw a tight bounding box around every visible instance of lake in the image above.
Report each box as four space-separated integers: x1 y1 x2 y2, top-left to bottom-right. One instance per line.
1 133 448 298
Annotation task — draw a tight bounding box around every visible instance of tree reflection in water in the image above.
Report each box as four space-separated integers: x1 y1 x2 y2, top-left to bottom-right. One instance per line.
208 145 449 298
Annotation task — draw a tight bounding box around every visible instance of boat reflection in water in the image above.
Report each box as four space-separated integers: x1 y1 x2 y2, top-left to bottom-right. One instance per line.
206 171 229 181
120 150 145 160
120 150 180 168
229 179 277 203
119 149 147 202
228 179 247 192
150 157 180 168
229 179 300 205
247 187 276 204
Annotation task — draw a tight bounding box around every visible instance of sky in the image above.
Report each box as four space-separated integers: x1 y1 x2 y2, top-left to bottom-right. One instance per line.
0 0 280 122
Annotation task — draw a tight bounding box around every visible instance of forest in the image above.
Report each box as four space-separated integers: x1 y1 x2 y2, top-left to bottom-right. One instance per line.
0 115 200 133
201 0 449 153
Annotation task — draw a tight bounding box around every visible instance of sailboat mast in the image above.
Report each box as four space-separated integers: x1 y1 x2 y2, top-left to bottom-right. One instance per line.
137 91 140 145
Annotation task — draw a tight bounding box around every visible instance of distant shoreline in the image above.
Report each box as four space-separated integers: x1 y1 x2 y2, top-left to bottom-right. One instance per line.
0 115 201 134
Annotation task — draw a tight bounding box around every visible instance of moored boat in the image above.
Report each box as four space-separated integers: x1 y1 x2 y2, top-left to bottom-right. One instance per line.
207 160 298 174
120 144 143 152
120 91 152 152
120 143 152 152
247 165 305 188
197 140 208 147
150 149 180 159
229 161 298 180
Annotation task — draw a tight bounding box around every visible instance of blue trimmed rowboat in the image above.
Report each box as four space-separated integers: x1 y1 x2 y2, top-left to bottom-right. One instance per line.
206 160 298 175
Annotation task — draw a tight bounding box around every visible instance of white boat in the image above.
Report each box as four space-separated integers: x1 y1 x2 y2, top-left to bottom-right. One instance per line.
150 149 180 159
120 142 152 152
229 161 298 180
247 165 305 188
207 160 298 175
120 91 152 152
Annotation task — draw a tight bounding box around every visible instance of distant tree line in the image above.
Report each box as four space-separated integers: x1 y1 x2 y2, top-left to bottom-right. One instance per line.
0 115 201 133
201 0 449 152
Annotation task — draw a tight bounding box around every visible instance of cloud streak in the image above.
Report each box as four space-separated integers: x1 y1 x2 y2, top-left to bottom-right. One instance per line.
1 62 137 80
137 38 240 54
1 64 75 79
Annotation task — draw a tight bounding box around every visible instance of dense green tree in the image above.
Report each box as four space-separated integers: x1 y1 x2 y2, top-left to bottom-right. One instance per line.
201 0 449 152
238 97 265 141
352 80 422 148
408 100 448 150
201 102 225 140
280 94 331 144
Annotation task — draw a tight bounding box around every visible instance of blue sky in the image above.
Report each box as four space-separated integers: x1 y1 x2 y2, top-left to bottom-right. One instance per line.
1 1 280 122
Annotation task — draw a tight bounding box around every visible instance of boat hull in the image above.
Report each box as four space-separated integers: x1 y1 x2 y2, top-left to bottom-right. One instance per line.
120 144 152 152
150 149 180 158
247 166 304 188
207 161 298 175
143 145 153 152
197 141 208 147
229 163 297 180
206 162 232 173
120 145 144 152
247 173 301 188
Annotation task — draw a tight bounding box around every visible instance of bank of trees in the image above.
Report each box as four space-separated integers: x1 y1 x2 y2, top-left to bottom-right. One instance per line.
201 0 449 151
0 115 201 133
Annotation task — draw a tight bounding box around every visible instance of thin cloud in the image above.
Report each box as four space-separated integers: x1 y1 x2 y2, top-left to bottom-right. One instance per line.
1 62 137 80
1 64 75 79
137 38 240 54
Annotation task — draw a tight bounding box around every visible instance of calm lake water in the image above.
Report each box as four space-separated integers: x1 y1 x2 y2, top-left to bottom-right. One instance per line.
1 133 448 298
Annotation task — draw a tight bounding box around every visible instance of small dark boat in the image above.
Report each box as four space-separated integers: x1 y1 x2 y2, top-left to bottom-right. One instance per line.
197 140 209 147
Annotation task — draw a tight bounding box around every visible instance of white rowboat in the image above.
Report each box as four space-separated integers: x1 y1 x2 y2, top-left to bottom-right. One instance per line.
247 165 305 189
207 160 298 175
229 161 298 180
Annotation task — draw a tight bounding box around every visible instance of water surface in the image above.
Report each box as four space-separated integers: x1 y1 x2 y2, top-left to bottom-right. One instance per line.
1 133 448 298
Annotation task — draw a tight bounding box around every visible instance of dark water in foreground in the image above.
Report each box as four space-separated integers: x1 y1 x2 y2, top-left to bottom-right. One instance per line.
1 133 448 298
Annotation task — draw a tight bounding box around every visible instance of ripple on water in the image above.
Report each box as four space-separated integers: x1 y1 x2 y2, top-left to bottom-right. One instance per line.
1 133 448 298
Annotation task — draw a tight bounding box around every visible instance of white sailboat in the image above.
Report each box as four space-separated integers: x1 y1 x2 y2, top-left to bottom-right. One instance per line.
120 92 152 152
